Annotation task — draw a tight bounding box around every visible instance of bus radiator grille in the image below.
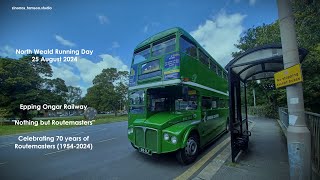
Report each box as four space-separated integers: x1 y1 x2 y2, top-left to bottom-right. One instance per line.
135 127 144 147
134 127 158 152
146 129 158 152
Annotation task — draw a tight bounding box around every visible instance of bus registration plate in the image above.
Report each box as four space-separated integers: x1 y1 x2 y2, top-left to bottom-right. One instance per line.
139 148 152 155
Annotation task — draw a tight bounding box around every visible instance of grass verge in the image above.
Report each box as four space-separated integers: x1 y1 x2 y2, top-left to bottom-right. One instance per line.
0 115 127 136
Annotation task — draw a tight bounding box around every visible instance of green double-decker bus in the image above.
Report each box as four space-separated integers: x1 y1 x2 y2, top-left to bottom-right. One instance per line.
128 27 229 164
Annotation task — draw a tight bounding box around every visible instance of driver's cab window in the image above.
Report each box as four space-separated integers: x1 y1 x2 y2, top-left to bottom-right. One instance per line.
175 95 197 111
130 90 144 105
150 97 170 112
129 90 145 114
186 95 198 110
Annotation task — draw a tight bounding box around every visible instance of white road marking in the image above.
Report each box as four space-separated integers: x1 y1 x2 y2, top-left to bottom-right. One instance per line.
97 138 116 143
0 123 113 137
72 128 108 136
0 142 15 148
115 124 127 127
72 132 85 136
44 148 70 156
44 137 116 156
0 162 8 165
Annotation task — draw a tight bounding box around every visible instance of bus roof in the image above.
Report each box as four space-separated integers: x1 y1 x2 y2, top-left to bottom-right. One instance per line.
135 27 190 51
134 27 226 73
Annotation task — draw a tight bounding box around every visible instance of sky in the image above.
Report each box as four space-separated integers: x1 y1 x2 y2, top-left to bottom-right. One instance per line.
0 0 278 96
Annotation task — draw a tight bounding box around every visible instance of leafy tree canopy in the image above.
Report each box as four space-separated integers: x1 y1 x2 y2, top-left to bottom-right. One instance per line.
0 54 69 119
83 68 129 116
232 0 320 113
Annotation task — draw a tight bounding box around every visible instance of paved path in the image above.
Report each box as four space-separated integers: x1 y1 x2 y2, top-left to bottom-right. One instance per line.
211 117 290 180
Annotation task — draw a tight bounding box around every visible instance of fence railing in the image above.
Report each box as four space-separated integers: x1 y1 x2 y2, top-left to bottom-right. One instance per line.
278 107 289 128
278 107 320 177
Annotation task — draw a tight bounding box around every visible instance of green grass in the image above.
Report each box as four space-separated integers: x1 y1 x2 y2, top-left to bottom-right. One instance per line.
0 115 128 136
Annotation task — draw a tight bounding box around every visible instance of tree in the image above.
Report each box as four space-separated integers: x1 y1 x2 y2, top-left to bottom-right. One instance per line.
292 0 320 112
232 22 281 57
20 54 53 77
83 68 129 116
0 56 44 119
41 78 68 104
39 78 68 117
65 86 82 104
232 0 320 113
116 81 129 111
0 54 69 119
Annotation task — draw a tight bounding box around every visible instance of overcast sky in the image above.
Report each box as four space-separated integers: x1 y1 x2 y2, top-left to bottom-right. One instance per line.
0 0 278 96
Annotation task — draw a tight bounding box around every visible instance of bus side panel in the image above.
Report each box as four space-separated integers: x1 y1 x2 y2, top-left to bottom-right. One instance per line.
179 53 228 95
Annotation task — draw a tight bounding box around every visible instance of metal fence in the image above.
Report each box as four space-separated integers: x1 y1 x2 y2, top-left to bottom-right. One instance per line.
278 107 289 128
278 107 320 176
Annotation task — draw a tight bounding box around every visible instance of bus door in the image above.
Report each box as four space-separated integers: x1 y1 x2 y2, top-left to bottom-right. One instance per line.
199 97 215 141
202 97 222 140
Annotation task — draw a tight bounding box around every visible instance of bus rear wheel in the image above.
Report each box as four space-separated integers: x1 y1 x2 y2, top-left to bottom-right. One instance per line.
176 133 199 165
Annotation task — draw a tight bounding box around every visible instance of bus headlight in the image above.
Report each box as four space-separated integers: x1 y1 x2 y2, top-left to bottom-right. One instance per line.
128 128 133 135
171 136 177 144
164 133 170 141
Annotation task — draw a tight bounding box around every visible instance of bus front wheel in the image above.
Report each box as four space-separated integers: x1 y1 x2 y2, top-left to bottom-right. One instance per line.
176 133 199 165
131 142 138 150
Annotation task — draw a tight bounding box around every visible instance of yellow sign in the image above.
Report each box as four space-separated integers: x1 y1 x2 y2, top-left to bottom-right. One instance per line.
274 64 303 88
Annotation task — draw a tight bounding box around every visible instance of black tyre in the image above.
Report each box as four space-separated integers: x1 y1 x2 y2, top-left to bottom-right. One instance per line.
131 142 138 150
176 133 199 165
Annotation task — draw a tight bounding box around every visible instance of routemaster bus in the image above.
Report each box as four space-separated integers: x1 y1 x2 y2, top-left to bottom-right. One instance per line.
128 27 229 164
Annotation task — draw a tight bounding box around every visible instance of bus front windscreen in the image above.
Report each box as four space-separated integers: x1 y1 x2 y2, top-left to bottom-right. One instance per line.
129 90 145 114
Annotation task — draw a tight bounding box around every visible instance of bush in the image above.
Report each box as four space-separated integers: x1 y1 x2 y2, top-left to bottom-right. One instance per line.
248 105 278 119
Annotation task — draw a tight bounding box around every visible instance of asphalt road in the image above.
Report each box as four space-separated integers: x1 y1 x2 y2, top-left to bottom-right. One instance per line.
0 121 228 180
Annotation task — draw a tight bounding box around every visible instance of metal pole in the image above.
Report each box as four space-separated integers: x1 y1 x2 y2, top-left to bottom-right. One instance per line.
253 88 256 107
228 69 236 162
277 0 311 179
236 80 242 134
244 83 248 131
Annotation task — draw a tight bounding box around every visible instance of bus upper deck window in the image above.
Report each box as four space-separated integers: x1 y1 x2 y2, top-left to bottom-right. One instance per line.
134 47 150 64
152 37 176 57
180 37 197 57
